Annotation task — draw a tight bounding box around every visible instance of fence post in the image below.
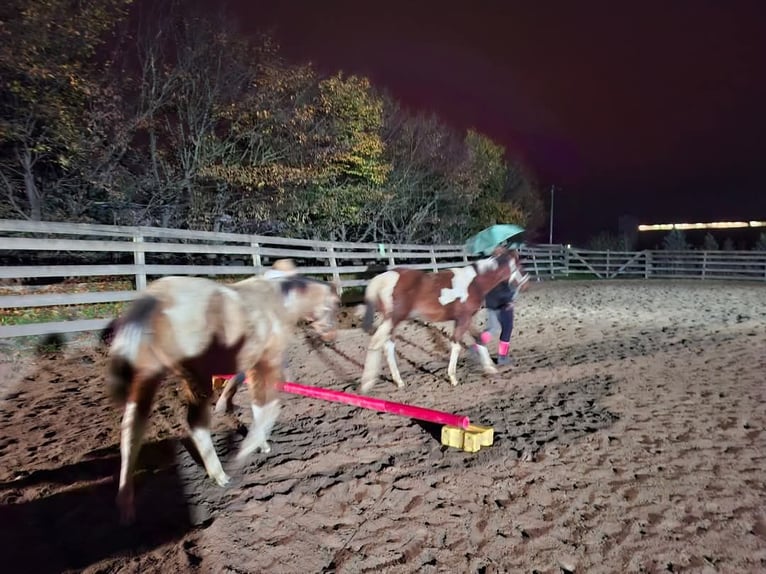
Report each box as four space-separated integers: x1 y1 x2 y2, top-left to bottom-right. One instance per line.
430 247 438 272
702 251 707 280
250 239 262 274
644 251 652 279
388 246 396 268
564 246 571 277
606 250 611 277
133 234 146 290
531 251 540 280
549 248 555 279
326 246 343 296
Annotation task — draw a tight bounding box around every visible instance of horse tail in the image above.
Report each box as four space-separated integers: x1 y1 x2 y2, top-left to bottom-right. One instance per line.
362 299 376 334
98 317 122 349
362 271 395 334
106 295 160 403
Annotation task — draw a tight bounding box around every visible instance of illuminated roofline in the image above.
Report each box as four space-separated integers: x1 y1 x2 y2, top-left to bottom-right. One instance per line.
638 220 766 231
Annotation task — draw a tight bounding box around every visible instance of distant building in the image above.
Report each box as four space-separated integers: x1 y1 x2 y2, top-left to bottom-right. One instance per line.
635 220 766 249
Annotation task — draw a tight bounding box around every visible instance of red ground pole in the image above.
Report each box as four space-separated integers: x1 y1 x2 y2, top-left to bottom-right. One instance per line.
213 375 470 429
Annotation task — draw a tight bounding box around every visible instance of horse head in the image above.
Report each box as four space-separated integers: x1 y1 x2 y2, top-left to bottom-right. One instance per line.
486 249 529 292
505 250 529 291
281 276 340 342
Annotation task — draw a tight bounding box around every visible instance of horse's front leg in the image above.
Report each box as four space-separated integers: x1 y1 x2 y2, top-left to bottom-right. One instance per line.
468 321 497 375
446 339 462 386
237 359 282 460
361 318 402 391
448 315 477 386
185 389 230 488
116 375 160 525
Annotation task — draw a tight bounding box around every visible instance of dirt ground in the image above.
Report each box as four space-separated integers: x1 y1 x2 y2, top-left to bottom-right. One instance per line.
0 280 764 574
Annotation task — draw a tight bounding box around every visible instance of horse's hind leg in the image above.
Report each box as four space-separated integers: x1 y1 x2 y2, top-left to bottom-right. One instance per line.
236 360 282 460
186 397 230 487
384 335 404 389
116 375 161 525
215 357 290 414
214 372 246 414
361 318 402 391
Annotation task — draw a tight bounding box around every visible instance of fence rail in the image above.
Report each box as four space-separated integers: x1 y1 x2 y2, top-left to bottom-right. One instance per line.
1 220 764 338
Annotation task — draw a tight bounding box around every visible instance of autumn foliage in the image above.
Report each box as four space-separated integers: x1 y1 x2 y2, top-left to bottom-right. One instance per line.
0 0 544 243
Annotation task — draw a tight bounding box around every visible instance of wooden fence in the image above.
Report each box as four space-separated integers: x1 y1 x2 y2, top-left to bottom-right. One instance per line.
1 220 764 338
542 247 766 281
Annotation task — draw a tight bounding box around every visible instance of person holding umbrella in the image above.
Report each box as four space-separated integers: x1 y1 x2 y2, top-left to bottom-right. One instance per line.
465 224 527 366
475 245 520 365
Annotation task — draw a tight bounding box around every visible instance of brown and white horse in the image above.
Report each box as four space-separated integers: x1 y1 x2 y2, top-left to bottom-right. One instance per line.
360 250 528 391
106 273 339 523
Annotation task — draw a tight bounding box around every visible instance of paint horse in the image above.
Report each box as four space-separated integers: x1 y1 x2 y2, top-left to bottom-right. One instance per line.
106 273 339 524
360 250 528 391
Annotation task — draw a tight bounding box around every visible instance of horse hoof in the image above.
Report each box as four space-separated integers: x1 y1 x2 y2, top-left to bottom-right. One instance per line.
484 366 498 375
236 438 271 461
360 380 375 393
214 472 231 487
116 491 135 525
119 509 135 526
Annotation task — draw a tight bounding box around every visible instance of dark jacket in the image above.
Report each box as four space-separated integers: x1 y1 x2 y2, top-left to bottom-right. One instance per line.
485 282 516 310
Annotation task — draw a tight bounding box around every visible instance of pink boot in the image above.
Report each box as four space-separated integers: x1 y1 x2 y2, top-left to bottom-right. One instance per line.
497 340 512 365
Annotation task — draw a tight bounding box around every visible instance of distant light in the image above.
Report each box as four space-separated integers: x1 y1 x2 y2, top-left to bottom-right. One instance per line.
638 223 673 231
638 220 766 231
709 221 749 229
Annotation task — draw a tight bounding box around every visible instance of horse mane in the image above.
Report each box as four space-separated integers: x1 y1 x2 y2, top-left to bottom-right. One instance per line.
277 275 330 295
474 250 515 274
474 256 500 274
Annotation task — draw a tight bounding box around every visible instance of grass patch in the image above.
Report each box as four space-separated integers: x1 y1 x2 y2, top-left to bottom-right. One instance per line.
1 278 132 326
1 302 128 326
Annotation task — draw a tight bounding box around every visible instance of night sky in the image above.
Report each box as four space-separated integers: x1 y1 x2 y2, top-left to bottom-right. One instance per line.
230 1 766 243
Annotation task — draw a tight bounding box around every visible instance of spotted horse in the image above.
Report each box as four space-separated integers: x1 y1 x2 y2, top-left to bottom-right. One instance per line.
105 272 339 523
359 248 529 391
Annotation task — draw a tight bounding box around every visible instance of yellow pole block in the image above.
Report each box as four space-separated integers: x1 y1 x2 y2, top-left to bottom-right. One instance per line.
440 424 494 452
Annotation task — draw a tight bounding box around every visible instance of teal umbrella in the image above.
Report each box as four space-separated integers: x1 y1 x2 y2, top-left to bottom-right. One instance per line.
465 224 525 256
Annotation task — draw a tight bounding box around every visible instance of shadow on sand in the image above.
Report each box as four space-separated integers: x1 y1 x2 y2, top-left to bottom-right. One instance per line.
0 439 195 574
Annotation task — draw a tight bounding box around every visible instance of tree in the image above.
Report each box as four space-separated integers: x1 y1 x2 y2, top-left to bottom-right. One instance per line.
702 232 719 251
368 96 539 244
280 73 391 239
586 231 627 251
0 0 132 220
506 169 546 233
458 130 516 234
0 1 545 245
662 230 689 251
